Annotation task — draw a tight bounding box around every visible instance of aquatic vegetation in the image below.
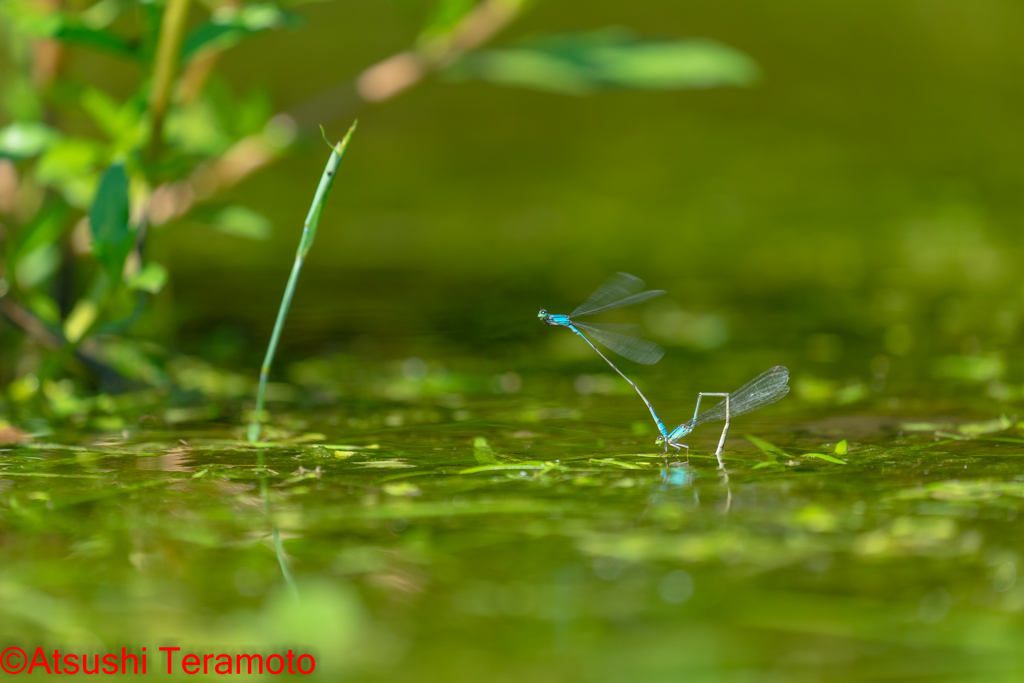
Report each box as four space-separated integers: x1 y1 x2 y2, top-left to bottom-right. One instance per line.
3 386 1024 678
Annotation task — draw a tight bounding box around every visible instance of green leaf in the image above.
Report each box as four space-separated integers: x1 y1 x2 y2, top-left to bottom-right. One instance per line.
127 262 168 294
804 453 847 465
460 462 548 474
751 461 785 470
446 29 759 95
745 435 788 457
447 48 592 95
52 20 139 61
182 3 301 61
588 38 758 90
473 436 500 465
834 439 848 455
958 415 1012 436
0 121 59 159
213 205 272 240
89 164 133 283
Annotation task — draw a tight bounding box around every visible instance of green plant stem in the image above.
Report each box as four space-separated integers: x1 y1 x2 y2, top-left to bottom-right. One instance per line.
148 0 192 159
247 122 357 443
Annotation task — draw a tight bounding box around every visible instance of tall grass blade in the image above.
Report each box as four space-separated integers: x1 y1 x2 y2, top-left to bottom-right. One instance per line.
247 122 357 443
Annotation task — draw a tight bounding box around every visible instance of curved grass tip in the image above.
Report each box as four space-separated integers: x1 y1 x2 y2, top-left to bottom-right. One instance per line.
320 120 359 151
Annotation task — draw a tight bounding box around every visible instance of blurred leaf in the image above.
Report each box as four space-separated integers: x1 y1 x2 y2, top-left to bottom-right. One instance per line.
935 354 1004 382
182 3 301 61
79 0 123 30
15 244 61 290
419 0 476 40
80 87 123 138
164 99 232 156
26 293 61 325
36 138 103 207
79 88 146 150
355 459 415 469
9 202 68 273
2 75 44 121
804 452 847 465
449 47 591 94
9 4 140 61
168 356 252 398
473 436 500 464
834 439 848 455
213 205 272 240
56 24 137 60
89 164 133 283
92 338 169 387
446 30 759 94
127 262 168 294
835 381 867 404
461 461 548 474
205 78 273 139
746 435 787 457
383 482 422 496
958 415 1012 437
901 421 953 432
0 121 59 159
64 300 98 343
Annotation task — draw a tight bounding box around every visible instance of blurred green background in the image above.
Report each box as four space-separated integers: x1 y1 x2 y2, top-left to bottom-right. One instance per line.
166 0 1024 357
5 0 1024 400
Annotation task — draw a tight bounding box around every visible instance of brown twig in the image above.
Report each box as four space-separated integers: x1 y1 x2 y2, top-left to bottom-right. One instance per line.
356 0 524 102
0 297 64 349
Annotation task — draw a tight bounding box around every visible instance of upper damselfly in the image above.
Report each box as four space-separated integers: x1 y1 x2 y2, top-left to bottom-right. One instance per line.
538 272 668 435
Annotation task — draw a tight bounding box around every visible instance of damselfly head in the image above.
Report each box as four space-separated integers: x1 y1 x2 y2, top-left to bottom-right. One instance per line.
538 309 556 325
654 435 665 446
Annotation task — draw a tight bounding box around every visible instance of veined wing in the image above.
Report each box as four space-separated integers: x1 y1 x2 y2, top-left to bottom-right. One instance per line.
571 272 665 317
574 322 664 365
692 366 790 427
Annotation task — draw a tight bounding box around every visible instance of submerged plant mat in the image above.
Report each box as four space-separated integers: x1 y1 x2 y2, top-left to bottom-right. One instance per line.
4 395 1024 682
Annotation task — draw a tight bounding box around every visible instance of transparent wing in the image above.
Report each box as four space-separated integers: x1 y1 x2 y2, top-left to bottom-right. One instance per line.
571 272 665 317
574 322 665 365
692 366 790 427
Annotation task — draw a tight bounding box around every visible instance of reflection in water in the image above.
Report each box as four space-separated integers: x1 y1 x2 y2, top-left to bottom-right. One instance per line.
660 466 700 490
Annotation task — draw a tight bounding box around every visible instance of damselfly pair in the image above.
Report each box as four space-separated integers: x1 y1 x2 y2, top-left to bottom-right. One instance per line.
538 273 789 467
